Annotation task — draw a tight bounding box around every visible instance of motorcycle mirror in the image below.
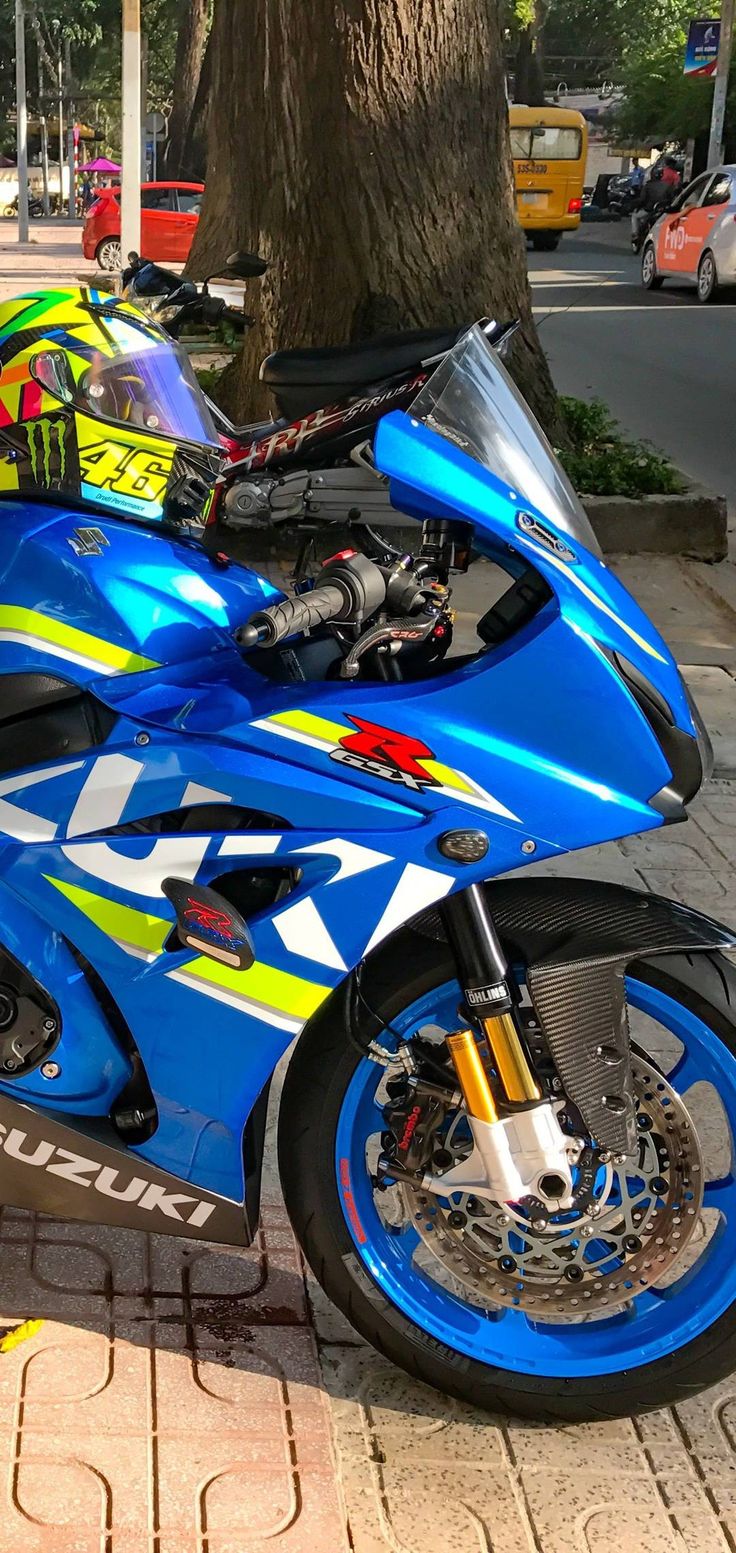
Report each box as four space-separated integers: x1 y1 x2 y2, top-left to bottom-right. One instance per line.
224 250 270 279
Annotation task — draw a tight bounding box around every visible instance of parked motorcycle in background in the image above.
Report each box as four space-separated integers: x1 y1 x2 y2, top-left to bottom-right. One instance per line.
2 191 45 219
122 250 517 537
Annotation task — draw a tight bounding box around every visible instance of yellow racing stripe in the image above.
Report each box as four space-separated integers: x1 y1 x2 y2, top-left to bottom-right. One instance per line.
0 605 159 675
45 876 329 1024
265 709 349 745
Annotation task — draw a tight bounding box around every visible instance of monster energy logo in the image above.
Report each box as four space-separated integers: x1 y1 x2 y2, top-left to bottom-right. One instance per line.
27 419 68 487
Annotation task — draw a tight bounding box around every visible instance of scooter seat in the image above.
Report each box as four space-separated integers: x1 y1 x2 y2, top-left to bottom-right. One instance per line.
260 325 466 391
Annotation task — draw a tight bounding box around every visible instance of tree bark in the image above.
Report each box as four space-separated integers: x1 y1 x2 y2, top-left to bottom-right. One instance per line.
164 0 210 179
178 22 214 182
514 31 546 105
189 0 563 438
514 1 548 106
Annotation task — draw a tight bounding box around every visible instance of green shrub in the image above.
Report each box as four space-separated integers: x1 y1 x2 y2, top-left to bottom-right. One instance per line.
556 396 684 498
193 366 223 398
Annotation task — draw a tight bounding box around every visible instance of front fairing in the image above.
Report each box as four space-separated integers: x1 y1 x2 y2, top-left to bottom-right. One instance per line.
374 407 696 743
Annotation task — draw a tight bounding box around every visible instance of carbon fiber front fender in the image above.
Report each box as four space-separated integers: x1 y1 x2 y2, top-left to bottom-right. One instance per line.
419 879 736 1153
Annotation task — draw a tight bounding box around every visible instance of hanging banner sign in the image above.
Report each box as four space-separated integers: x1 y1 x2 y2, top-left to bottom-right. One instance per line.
684 18 720 75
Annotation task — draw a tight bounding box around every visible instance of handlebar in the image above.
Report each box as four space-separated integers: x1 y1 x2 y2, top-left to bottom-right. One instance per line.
237 583 349 648
237 552 387 649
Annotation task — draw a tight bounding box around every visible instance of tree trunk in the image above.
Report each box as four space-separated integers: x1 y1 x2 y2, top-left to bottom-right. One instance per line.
514 30 546 106
164 0 210 179
189 0 562 438
179 23 214 182
514 0 548 107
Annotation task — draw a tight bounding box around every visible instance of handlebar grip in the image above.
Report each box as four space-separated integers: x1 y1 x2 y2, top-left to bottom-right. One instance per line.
200 295 227 325
238 582 348 649
221 305 250 331
199 297 249 331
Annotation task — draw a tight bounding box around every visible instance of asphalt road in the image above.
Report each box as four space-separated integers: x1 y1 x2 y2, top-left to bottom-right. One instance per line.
528 224 736 510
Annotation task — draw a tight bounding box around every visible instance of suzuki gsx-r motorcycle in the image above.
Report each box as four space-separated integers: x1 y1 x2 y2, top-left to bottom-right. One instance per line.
0 305 734 1424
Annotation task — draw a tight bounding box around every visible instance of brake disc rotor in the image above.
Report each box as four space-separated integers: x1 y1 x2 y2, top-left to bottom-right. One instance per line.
399 1053 704 1316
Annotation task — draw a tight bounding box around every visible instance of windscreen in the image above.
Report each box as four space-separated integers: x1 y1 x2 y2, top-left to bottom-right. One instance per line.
31 307 219 447
510 125 583 160
410 324 601 554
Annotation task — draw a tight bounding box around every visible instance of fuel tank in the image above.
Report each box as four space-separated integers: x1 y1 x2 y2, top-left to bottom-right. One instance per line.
0 500 280 686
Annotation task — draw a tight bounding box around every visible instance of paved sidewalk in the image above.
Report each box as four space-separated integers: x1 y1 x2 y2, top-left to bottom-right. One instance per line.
0 219 93 303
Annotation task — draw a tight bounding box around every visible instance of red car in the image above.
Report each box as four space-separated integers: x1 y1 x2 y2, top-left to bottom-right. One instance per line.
82 181 205 270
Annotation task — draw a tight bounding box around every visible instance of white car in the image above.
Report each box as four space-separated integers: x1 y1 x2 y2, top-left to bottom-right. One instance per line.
641 165 736 302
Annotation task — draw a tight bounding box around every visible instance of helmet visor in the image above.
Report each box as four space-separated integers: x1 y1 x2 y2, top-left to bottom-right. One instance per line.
31 309 220 448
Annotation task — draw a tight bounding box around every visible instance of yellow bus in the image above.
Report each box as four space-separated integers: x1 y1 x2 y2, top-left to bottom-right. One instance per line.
509 105 588 251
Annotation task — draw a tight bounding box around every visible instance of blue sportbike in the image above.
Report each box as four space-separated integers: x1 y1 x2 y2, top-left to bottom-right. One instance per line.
0 292 732 1422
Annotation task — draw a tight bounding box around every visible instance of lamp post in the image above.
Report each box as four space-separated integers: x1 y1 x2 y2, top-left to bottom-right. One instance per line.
15 0 29 243
708 0 735 168
120 0 141 266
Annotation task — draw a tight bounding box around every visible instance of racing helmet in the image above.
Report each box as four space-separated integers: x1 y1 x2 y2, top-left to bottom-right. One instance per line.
0 287 224 529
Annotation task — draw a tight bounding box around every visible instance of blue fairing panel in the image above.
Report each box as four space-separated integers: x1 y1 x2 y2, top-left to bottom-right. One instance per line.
374 410 695 737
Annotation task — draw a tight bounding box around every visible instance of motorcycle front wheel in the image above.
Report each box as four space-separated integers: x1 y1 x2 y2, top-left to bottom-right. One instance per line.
280 926 736 1421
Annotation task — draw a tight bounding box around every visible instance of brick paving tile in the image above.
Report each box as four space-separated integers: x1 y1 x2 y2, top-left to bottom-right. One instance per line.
0 1202 349 1553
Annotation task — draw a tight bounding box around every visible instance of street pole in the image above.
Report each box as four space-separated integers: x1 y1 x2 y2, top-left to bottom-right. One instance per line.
140 32 148 181
32 13 50 216
39 114 50 216
708 0 735 168
65 37 75 221
14 0 29 243
121 0 141 265
57 43 64 215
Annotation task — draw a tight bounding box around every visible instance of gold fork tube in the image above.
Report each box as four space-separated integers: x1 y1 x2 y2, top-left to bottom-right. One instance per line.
446 1029 499 1124
481 1012 541 1105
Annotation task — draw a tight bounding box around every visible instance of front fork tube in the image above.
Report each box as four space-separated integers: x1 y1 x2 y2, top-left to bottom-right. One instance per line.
439 884 575 1209
440 884 540 1113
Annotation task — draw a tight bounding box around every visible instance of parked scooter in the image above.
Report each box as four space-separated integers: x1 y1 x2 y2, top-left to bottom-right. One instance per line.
605 173 641 218
2 192 45 219
121 251 517 533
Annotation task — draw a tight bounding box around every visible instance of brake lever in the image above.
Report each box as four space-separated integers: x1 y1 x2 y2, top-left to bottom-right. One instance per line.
340 614 438 679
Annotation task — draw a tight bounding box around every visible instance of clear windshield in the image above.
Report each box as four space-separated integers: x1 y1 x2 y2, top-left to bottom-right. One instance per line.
410 324 601 554
31 307 219 448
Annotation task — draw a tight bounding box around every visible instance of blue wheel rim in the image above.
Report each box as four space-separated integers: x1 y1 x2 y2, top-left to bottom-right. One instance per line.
334 974 736 1377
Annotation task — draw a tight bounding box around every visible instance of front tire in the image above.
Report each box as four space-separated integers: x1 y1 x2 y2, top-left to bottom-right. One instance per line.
280 928 736 1422
698 249 719 303
532 231 561 251
641 242 663 289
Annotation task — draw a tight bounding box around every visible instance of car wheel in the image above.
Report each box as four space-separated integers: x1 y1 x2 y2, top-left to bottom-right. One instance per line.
532 232 561 251
697 250 718 303
641 242 663 290
95 237 122 272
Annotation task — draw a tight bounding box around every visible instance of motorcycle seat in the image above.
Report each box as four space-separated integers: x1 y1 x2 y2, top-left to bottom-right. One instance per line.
260 325 466 390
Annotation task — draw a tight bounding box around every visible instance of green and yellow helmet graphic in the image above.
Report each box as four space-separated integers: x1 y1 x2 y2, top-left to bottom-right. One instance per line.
0 287 223 530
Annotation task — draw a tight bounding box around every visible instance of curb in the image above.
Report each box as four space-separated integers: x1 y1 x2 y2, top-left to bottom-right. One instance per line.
582 480 728 561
